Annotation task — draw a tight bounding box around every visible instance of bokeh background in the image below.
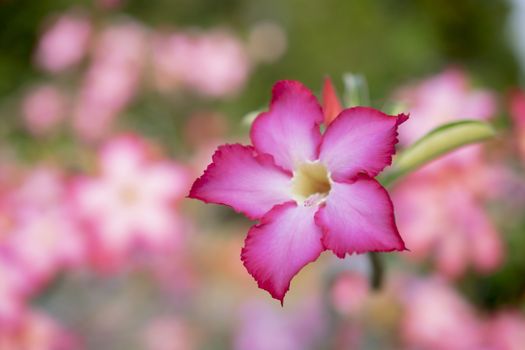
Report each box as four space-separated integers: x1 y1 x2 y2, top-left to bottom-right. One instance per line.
1 0 525 349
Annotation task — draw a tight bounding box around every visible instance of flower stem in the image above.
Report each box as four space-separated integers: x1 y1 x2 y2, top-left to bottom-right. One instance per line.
368 252 383 290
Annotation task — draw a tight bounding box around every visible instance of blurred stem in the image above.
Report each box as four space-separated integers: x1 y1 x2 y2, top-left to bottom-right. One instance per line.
368 252 384 291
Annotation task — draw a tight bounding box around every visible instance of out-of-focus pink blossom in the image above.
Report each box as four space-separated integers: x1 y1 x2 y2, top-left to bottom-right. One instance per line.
73 22 146 141
394 170 503 278
152 30 250 97
21 84 67 136
142 316 195 350
0 252 30 329
35 13 91 73
330 271 369 317
71 135 189 271
395 68 496 145
0 311 80 350
392 70 504 278
483 311 525 350
0 167 86 287
509 88 525 162
400 277 484 350
234 299 326 350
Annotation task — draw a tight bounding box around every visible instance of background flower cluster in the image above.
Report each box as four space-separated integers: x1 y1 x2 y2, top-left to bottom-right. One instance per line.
1 0 525 349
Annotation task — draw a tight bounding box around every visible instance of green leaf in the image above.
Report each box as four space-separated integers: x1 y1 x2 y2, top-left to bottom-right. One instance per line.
380 120 496 187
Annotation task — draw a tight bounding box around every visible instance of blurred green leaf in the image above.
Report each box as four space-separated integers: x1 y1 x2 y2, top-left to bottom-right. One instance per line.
381 119 496 187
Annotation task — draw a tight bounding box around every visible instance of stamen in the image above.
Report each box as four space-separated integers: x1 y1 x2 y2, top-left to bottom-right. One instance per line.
291 161 332 204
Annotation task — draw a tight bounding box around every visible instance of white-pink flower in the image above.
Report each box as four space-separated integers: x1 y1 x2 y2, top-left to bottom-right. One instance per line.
35 12 91 73
0 167 85 286
71 135 189 271
190 80 407 302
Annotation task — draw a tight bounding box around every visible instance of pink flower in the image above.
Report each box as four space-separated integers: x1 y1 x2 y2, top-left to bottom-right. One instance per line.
71 135 189 271
330 271 369 316
483 311 525 350
392 70 504 278
0 167 85 289
35 12 91 73
152 30 250 97
189 80 407 302
234 299 326 350
0 252 30 329
21 84 67 136
400 277 484 350
393 173 503 278
395 68 496 145
72 22 146 141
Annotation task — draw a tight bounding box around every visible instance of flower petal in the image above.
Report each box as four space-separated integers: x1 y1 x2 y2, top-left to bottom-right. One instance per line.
319 107 408 181
322 77 343 125
315 176 405 258
250 80 323 171
241 201 324 303
189 144 293 219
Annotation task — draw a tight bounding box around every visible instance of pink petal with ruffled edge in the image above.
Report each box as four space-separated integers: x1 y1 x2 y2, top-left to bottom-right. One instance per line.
189 144 293 219
315 176 405 258
250 80 323 171
241 202 324 303
319 107 407 181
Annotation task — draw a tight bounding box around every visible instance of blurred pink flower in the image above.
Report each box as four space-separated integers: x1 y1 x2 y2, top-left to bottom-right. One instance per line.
152 30 250 97
400 277 484 350
0 167 85 291
330 271 369 317
234 299 326 350
483 311 525 350
393 171 503 278
73 22 146 141
0 310 80 350
35 12 91 73
190 80 407 302
509 88 525 162
392 69 504 278
71 135 189 271
395 68 496 145
0 252 30 329
21 84 67 136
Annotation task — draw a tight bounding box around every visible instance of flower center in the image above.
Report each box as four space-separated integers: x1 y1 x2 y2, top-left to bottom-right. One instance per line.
291 161 332 203
119 185 139 206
